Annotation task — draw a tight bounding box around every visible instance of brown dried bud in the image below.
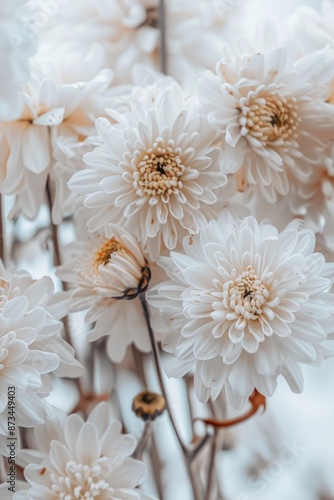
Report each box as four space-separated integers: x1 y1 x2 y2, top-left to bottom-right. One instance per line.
132 391 166 421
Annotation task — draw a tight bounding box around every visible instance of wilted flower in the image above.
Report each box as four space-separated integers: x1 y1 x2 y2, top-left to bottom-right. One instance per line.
52 224 151 362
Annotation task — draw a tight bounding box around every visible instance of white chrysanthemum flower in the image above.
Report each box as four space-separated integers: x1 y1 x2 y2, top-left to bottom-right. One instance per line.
0 1 37 120
0 66 113 219
0 261 83 440
198 42 334 202
52 223 151 363
14 402 156 500
147 216 334 409
68 81 227 259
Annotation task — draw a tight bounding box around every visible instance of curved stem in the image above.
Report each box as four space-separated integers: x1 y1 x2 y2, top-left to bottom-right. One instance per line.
134 421 153 460
45 176 83 399
205 430 218 500
139 293 203 500
195 390 266 429
139 293 187 453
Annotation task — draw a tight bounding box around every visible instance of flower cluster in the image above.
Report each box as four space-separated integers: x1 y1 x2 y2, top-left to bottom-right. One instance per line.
0 261 82 453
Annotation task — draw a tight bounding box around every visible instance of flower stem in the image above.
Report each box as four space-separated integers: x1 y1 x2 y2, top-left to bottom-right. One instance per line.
159 0 168 74
134 420 153 460
131 346 168 499
205 430 218 500
139 293 204 500
139 293 186 452
45 176 83 399
45 179 61 267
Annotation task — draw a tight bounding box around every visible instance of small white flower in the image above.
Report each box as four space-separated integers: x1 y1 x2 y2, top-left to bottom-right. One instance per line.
147 216 334 409
52 224 151 363
14 402 156 500
69 81 227 259
0 261 82 439
198 39 334 202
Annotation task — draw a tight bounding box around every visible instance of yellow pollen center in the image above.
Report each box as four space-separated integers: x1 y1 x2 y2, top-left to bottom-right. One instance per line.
94 238 124 267
133 146 185 198
239 92 301 145
229 266 270 320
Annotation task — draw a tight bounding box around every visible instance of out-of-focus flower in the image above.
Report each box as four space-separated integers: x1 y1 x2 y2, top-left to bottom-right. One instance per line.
14 402 157 499
0 1 37 120
68 81 227 259
147 215 334 409
0 66 113 219
33 0 225 88
132 390 166 421
0 261 82 442
290 1 334 105
198 40 334 203
52 224 151 363
289 1 334 55
289 145 334 252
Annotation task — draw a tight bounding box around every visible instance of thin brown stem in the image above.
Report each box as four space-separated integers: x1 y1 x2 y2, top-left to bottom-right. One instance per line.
139 294 187 453
205 430 218 500
134 421 153 460
139 293 204 500
185 374 195 435
45 177 83 398
45 179 61 267
159 0 167 74
131 346 166 498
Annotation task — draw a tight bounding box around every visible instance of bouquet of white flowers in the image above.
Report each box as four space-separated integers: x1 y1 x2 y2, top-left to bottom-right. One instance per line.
0 1 333 499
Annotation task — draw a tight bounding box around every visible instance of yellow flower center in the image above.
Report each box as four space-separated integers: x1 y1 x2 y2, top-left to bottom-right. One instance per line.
94 238 124 267
133 145 185 198
227 266 270 320
239 92 301 145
